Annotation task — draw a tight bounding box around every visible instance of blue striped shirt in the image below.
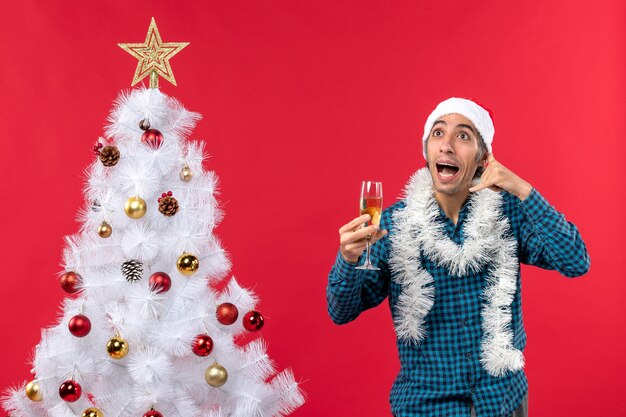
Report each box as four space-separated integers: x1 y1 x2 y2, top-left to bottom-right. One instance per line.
327 188 590 417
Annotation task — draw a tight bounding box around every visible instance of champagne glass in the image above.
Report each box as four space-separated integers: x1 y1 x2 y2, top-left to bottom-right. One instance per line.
356 181 383 271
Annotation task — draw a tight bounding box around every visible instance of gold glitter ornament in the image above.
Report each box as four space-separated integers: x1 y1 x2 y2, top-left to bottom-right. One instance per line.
82 408 104 417
97 221 112 238
176 253 199 276
106 335 129 359
118 17 189 88
25 380 43 402
205 362 228 387
124 196 147 219
180 164 193 182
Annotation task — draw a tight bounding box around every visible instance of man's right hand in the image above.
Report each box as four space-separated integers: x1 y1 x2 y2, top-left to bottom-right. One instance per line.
339 214 388 264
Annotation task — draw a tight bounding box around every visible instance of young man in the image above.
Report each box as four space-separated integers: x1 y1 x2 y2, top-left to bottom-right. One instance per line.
327 97 590 417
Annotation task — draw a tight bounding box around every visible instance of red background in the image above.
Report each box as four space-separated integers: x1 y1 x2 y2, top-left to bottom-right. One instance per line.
0 1 624 416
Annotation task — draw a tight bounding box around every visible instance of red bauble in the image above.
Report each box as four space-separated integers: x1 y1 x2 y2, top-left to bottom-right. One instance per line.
242 311 264 332
60 272 82 294
143 410 163 417
192 334 214 357
216 302 239 325
141 129 164 148
68 314 91 337
59 379 82 402
149 272 172 294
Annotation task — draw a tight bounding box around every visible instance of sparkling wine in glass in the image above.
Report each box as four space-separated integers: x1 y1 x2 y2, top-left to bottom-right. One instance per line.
356 181 383 270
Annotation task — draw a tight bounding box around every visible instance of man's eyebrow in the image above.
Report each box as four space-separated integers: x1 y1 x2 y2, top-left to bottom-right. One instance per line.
432 120 477 136
456 123 477 136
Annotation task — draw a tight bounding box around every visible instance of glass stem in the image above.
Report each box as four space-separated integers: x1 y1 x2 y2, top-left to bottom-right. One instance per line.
365 235 372 264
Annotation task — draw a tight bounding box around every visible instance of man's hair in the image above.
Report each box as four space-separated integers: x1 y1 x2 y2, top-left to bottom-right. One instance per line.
425 133 489 179
472 133 488 178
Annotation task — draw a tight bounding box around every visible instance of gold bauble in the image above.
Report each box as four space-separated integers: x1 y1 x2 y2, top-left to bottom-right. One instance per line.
205 362 228 387
176 253 199 276
106 336 129 359
180 164 193 182
124 196 147 219
97 221 112 238
82 408 104 417
25 380 43 402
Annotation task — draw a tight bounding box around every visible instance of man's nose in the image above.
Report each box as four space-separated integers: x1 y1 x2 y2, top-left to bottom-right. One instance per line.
439 133 454 152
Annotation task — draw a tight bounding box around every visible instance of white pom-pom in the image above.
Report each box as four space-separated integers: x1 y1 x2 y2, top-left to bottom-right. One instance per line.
117 156 162 199
121 223 160 263
131 381 177 413
161 212 213 257
125 280 165 320
151 320 197 358
127 347 173 384
134 137 181 176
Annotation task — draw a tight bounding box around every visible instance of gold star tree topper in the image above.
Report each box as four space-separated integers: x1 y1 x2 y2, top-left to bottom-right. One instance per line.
118 17 189 88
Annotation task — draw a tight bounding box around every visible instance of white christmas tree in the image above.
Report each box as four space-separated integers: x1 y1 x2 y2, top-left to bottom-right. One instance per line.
2 19 304 417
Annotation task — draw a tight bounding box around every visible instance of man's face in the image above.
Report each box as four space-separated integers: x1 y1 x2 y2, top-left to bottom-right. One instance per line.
426 113 483 196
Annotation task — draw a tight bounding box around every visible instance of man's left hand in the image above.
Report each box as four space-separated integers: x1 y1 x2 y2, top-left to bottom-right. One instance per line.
468 153 533 200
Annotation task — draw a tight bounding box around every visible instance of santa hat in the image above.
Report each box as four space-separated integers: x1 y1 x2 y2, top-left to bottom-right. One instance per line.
422 97 494 160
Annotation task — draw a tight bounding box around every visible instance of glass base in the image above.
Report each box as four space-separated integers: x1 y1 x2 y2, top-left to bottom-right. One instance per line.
355 263 380 271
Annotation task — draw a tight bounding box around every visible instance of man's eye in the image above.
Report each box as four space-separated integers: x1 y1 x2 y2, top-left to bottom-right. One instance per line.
433 130 442 137
459 133 469 140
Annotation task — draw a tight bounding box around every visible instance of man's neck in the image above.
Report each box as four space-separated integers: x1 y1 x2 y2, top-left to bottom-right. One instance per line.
434 189 470 225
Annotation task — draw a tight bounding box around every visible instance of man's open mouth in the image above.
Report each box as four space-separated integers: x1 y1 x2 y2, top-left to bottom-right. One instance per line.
436 162 460 179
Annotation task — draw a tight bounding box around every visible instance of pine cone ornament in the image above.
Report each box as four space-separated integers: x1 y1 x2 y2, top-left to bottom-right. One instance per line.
121 260 143 282
158 191 178 217
99 145 120 167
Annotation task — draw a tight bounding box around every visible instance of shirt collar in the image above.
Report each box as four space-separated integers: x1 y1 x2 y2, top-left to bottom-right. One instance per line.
436 194 474 229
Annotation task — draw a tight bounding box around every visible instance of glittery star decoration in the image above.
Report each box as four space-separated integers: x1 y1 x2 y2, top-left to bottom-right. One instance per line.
118 17 189 88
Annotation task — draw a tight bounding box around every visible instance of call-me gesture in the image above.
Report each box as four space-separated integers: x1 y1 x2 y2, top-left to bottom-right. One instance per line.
469 153 532 200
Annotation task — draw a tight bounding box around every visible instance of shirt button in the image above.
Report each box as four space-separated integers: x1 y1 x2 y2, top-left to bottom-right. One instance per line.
458 288 464 294
466 352 472 359
462 319 468 326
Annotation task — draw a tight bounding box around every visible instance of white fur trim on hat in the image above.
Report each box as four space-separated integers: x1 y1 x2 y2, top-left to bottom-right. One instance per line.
421 97 494 160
